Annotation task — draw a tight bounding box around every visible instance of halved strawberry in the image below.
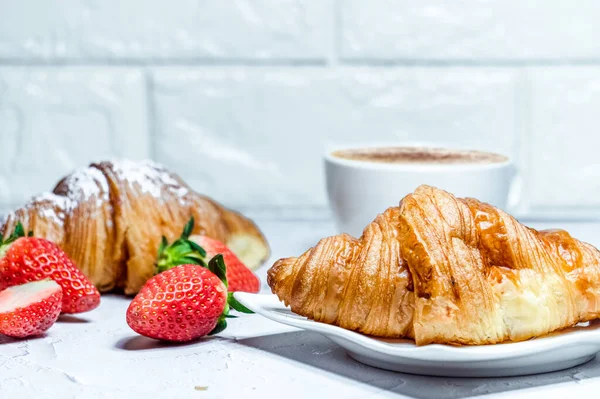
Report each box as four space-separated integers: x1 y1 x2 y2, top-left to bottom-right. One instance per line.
156 218 260 293
127 255 253 342
0 223 100 314
0 279 62 338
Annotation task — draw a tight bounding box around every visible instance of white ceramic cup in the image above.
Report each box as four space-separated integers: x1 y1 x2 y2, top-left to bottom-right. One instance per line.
324 143 519 237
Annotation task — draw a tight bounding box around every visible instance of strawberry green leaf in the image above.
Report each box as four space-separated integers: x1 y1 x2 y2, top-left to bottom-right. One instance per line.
157 236 168 257
1 222 26 248
227 293 254 314
208 255 228 288
209 317 227 335
169 241 194 258
180 256 207 266
166 258 201 267
182 217 194 239
12 222 25 240
0 222 29 255
188 240 207 257
155 220 209 274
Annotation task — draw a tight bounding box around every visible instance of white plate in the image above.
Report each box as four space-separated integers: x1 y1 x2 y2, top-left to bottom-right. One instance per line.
234 292 600 377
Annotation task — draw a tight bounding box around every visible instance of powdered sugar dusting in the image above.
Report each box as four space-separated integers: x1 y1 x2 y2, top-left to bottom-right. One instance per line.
66 168 109 198
111 159 190 204
28 192 71 210
25 193 70 226
43 167 110 225
2 160 193 232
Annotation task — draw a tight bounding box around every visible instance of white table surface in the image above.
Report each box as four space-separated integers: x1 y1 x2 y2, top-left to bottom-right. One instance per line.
2 218 600 399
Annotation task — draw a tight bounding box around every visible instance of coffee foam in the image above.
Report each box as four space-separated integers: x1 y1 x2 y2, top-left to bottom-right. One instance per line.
331 147 508 165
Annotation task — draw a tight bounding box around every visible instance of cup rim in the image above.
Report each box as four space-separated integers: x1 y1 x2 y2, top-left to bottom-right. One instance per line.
324 142 513 171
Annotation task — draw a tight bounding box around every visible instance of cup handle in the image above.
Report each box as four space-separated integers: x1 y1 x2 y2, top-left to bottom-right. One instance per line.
507 169 522 214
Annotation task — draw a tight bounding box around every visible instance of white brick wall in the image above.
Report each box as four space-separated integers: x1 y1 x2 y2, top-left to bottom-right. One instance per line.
0 0 331 61
1 1 600 218
340 0 600 61
529 67 600 210
0 67 148 206
153 67 517 208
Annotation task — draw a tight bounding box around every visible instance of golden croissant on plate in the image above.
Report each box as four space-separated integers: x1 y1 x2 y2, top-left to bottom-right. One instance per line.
1 160 270 295
268 185 600 346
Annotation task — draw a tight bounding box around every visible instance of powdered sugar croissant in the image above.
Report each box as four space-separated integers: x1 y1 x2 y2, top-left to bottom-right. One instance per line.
268 185 600 346
1 160 270 295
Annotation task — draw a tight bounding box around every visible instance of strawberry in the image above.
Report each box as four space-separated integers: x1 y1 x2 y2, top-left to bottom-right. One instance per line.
0 279 62 338
190 235 260 293
0 223 100 314
156 218 260 293
126 255 252 342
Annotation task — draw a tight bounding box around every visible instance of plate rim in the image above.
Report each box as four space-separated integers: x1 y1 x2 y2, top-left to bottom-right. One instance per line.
235 292 600 362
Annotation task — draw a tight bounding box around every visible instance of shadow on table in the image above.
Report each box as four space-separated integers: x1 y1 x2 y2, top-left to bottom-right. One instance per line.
115 334 221 351
237 331 600 399
0 334 46 345
57 314 91 323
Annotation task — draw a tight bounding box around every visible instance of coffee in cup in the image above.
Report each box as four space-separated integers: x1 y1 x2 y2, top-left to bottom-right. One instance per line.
325 144 518 236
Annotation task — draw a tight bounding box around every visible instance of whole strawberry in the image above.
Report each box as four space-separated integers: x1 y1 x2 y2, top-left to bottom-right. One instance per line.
190 235 260 293
0 223 100 313
0 279 63 338
156 218 260 293
126 255 252 341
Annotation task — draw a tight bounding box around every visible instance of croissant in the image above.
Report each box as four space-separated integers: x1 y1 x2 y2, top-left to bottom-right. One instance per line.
1 160 270 295
268 185 600 346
